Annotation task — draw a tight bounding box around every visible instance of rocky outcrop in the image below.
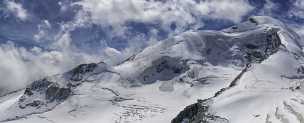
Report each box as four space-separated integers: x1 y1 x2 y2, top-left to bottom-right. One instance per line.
172 26 282 123
138 56 190 84
19 78 71 109
172 99 228 123
2 62 110 121
18 63 101 109
66 63 98 82
243 28 281 63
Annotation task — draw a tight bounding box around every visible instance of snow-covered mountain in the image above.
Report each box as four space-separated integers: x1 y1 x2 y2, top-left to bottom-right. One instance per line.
0 16 304 123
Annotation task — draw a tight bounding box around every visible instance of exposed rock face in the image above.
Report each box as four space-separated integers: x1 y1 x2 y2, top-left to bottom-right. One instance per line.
171 21 282 123
19 78 71 109
172 99 229 123
243 28 281 63
45 84 70 102
138 56 190 84
126 23 282 88
4 62 109 121
67 63 98 82
18 63 100 110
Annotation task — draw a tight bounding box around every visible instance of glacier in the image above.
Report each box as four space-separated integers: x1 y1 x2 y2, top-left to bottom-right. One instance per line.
0 16 304 123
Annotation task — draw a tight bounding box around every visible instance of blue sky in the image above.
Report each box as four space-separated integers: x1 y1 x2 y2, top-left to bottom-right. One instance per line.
0 0 304 91
1 0 304 50
0 0 303 46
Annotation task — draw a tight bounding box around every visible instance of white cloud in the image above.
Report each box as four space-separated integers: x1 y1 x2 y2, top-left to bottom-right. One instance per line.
0 43 28 93
195 0 254 22
69 0 254 53
4 0 28 21
294 0 304 8
258 0 278 16
0 28 148 94
75 0 253 29
289 0 304 19
0 35 103 94
292 25 304 42
34 20 52 42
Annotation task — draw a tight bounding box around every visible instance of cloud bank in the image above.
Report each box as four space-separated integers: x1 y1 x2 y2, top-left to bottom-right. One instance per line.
76 0 253 30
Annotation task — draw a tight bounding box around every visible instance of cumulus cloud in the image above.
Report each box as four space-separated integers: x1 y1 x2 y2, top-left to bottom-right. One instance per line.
76 0 253 29
0 34 103 95
68 0 254 54
4 0 28 20
0 28 142 94
289 0 304 19
195 0 253 22
0 43 29 94
294 0 304 7
34 20 52 42
258 0 278 15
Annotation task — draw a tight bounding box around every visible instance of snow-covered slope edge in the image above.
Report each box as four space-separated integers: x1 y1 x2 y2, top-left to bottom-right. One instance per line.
172 16 304 123
0 16 303 123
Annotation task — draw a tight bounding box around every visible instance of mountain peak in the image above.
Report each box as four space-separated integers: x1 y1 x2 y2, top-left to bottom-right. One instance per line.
1 16 304 123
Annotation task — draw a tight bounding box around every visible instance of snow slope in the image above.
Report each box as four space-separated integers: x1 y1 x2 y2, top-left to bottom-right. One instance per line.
0 16 304 123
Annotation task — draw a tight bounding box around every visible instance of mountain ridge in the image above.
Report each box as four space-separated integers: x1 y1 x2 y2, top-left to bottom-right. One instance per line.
0 16 304 123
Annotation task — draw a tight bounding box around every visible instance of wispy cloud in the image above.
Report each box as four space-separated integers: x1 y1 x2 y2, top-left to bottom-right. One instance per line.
76 0 253 29
289 0 304 19
4 0 28 21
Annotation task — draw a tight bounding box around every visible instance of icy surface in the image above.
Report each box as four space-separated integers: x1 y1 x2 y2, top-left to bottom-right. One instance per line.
0 16 304 123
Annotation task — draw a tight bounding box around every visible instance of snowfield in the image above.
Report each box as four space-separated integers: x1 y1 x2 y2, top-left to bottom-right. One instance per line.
0 16 304 123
